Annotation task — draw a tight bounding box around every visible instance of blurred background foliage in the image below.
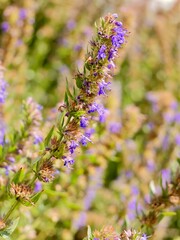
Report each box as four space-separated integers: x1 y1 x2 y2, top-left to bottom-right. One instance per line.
0 0 180 239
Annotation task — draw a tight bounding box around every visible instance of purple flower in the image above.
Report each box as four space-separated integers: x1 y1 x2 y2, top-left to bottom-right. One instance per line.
98 106 108 123
125 170 133 179
4 166 12 176
109 122 121 133
111 34 125 48
107 61 115 69
98 80 111 95
34 181 42 192
19 8 27 20
33 135 43 145
85 128 95 138
162 135 169 150
79 135 91 146
97 45 106 60
174 112 180 123
163 112 175 124
175 134 180 146
112 13 118 19
161 169 171 189
80 116 88 128
7 156 15 163
66 19 76 30
1 22 9 32
141 234 148 240
88 102 99 113
127 199 136 220
0 77 7 103
115 21 123 27
108 48 117 61
69 141 79 154
147 160 155 172
131 186 139 195
63 157 75 168
73 211 87 229
0 122 5 146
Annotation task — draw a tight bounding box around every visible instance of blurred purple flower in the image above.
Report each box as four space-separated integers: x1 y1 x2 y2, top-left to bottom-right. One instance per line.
0 122 5 146
35 181 42 192
175 134 180 146
174 112 180 123
33 135 43 145
85 128 95 138
162 135 169 150
161 169 171 189
19 8 27 20
0 77 7 103
131 185 139 195
66 19 76 30
1 22 9 32
109 122 121 133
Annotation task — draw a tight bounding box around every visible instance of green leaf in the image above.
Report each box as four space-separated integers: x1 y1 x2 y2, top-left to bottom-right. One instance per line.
66 79 75 100
161 211 176 217
0 145 3 158
31 190 44 204
76 77 83 89
70 110 85 118
45 189 67 197
57 112 66 132
12 168 24 184
0 217 20 239
64 92 69 107
73 86 77 98
44 125 55 147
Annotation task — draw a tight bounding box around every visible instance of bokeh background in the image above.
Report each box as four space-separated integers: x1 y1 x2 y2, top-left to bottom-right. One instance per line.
0 0 180 239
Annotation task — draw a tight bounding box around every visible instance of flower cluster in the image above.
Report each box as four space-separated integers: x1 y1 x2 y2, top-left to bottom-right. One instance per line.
84 226 147 240
44 13 128 169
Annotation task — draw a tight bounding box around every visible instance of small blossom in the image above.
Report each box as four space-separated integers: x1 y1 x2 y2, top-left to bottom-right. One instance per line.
97 45 106 60
109 122 121 133
39 159 55 182
141 233 148 240
175 134 180 146
1 22 9 32
66 19 76 30
69 141 79 154
33 134 43 145
0 122 5 146
85 128 95 138
174 112 180 123
10 183 32 201
19 8 27 20
63 157 75 168
98 80 111 95
88 102 99 113
108 48 117 61
80 116 88 128
161 169 171 189
79 135 91 146
34 181 42 192
0 77 7 104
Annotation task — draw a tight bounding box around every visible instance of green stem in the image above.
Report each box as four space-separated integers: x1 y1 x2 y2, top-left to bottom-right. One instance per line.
29 175 37 187
3 200 19 222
